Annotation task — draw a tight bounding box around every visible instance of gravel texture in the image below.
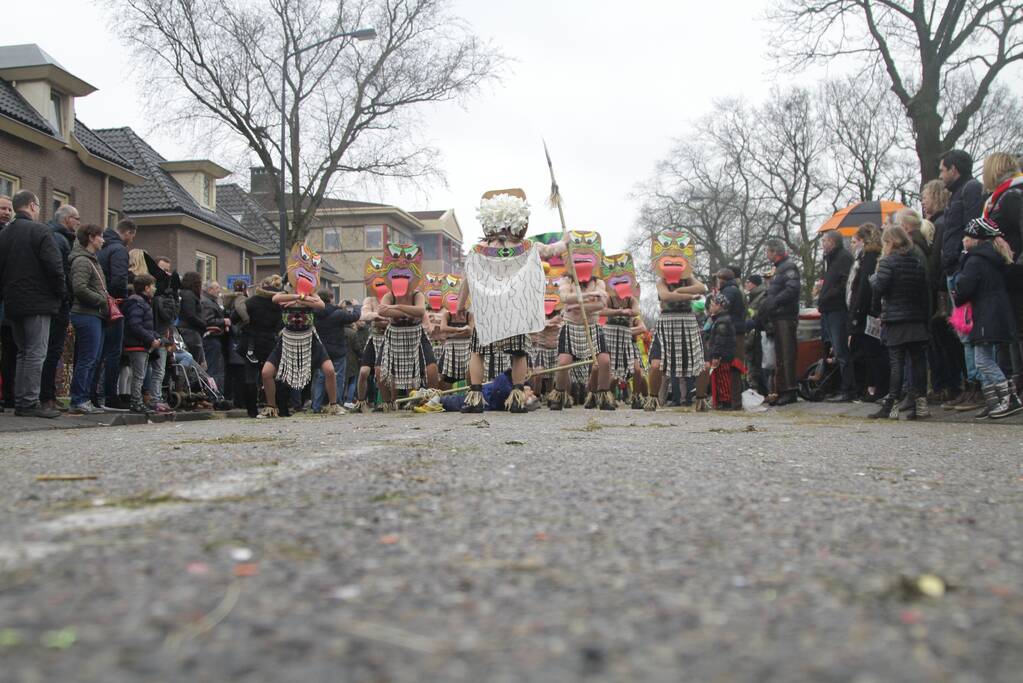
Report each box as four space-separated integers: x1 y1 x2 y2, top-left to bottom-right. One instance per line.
0 406 1021 682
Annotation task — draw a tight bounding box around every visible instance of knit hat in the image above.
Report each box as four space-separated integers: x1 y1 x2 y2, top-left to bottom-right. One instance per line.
745 274 763 286
964 216 1001 240
708 292 729 309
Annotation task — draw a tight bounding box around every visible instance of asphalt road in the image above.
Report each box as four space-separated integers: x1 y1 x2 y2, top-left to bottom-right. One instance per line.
1 406 1021 682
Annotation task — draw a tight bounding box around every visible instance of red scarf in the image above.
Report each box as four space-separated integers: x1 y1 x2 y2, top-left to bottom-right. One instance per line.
984 173 1023 219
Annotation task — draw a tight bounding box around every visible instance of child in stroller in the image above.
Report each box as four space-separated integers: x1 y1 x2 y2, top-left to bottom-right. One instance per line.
164 328 231 411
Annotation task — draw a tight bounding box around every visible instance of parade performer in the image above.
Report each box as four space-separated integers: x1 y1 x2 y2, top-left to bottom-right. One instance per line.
438 273 473 387
529 275 564 399
353 257 390 412
535 230 585 396
376 243 440 401
421 272 449 372
461 189 562 413
601 252 648 408
259 243 344 417
549 231 615 411
646 229 708 411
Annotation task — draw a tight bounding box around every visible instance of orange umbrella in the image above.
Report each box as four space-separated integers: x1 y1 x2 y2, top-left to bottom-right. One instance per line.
818 200 907 237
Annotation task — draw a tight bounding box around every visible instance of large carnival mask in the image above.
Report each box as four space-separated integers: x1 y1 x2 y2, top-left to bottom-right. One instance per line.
477 188 530 239
602 252 638 300
544 277 563 316
383 242 423 298
442 273 462 314
363 256 389 301
567 230 603 284
422 272 446 311
287 242 321 295
651 229 695 284
533 231 567 278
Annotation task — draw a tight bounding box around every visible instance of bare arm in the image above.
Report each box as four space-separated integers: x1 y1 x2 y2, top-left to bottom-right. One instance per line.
272 292 325 310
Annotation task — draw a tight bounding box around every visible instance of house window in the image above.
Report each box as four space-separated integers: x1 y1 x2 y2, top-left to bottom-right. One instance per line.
365 225 383 250
48 91 66 137
323 228 342 251
0 171 19 197
106 210 119 229
52 191 70 217
202 175 212 207
421 235 439 260
196 251 217 283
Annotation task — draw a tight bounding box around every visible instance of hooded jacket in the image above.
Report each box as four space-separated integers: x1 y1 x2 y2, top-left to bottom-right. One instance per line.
817 244 853 313
952 240 1015 344
122 293 159 349
97 228 130 299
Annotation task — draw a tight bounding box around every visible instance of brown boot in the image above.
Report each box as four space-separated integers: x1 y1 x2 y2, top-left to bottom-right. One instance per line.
953 382 985 411
942 383 971 410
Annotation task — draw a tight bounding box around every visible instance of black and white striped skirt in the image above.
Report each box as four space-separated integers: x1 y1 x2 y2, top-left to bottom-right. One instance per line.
379 324 425 390
649 311 704 378
603 324 638 379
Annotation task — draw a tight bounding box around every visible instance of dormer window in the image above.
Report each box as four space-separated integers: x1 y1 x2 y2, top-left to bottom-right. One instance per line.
48 90 65 137
202 175 212 207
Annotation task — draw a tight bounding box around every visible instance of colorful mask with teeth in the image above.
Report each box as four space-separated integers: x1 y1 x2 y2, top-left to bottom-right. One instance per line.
287 242 321 296
421 272 446 311
544 277 563 316
383 242 423 298
533 231 567 278
567 230 602 284
601 252 637 300
363 257 389 301
651 229 695 284
441 273 462 314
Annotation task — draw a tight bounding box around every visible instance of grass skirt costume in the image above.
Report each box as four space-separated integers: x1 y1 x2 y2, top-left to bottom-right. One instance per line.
441 336 471 382
649 311 705 378
379 323 427 391
602 323 637 380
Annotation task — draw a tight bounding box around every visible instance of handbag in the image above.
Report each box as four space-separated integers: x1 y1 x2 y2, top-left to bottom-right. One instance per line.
89 261 123 324
949 302 973 336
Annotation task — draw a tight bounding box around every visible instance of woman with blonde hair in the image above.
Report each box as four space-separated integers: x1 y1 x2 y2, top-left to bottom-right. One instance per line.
128 248 148 278
869 225 930 420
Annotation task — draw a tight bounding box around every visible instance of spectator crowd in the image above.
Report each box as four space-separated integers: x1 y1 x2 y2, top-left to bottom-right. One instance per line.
0 189 365 419
0 147 1020 423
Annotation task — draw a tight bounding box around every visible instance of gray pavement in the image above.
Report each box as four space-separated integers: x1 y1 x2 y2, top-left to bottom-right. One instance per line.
0 405 1021 682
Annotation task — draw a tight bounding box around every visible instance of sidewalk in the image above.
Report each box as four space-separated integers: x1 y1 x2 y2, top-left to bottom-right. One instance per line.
0 408 250 433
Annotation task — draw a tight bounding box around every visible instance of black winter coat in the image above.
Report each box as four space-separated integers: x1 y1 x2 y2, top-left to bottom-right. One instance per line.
178 290 206 334
818 245 853 313
941 176 984 276
97 229 130 299
952 241 1016 344
200 292 227 333
244 289 283 362
763 256 801 322
122 293 159 349
314 303 362 359
870 251 928 324
986 184 1022 265
847 249 879 335
151 292 179 337
927 211 946 291
707 313 736 361
718 279 746 326
47 219 75 304
0 211 67 317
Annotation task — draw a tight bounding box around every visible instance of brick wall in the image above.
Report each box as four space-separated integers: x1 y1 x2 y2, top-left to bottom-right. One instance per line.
0 131 123 224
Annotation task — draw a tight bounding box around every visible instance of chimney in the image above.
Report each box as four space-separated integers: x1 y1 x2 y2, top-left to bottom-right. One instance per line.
249 166 279 209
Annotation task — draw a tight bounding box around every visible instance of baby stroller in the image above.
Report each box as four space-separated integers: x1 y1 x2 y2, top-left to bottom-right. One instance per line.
797 356 842 402
164 329 228 410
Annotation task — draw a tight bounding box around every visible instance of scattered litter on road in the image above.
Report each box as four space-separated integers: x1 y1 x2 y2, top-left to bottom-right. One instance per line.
505 440 526 445
35 475 98 482
42 627 77 649
186 562 210 576
229 547 253 562
233 563 259 577
331 585 362 601
380 534 400 545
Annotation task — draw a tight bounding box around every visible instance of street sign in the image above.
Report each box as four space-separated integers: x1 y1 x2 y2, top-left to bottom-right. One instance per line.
226 274 253 289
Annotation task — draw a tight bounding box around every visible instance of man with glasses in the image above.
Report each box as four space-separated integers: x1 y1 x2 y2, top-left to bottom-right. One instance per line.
0 191 67 417
40 203 80 410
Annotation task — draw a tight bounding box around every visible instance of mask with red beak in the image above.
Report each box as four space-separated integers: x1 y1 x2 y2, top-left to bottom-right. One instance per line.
383 242 423 298
363 257 389 301
601 252 637 300
421 272 446 311
567 230 602 284
651 229 695 285
287 242 321 296
442 274 462 314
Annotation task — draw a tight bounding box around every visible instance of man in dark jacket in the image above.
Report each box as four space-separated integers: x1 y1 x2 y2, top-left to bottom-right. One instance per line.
817 230 855 401
759 239 802 405
312 290 361 412
94 219 137 410
0 191 67 417
40 204 80 410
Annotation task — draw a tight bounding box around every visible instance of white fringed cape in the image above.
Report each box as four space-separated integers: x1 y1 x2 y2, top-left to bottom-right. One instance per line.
465 245 546 347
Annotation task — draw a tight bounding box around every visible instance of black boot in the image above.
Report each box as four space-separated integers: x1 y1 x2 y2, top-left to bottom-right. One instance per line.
868 395 895 419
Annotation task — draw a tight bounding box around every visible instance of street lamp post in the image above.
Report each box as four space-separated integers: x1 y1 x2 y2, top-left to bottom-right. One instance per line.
278 27 377 276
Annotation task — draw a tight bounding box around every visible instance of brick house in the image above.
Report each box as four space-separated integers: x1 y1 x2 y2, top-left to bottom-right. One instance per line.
94 127 267 284
247 167 464 302
0 44 142 224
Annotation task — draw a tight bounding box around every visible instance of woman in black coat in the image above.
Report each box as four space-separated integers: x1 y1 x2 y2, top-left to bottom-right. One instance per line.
869 225 930 419
952 217 1022 419
846 223 887 400
177 271 207 367
241 275 284 417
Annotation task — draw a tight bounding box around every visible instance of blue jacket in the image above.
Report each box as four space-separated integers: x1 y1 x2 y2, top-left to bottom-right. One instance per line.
47 218 75 304
122 293 159 349
97 229 130 299
940 176 984 276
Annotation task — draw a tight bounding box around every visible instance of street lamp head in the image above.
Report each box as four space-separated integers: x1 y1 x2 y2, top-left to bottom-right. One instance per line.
352 27 377 41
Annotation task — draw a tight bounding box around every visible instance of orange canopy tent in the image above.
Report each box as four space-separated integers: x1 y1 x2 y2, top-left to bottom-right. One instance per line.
817 200 907 237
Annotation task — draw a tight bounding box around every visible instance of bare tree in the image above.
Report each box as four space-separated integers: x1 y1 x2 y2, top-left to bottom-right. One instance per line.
770 0 1023 182
108 0 503 246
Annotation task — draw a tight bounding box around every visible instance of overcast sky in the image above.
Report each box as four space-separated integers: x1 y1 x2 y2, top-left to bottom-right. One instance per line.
7 0 821 252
